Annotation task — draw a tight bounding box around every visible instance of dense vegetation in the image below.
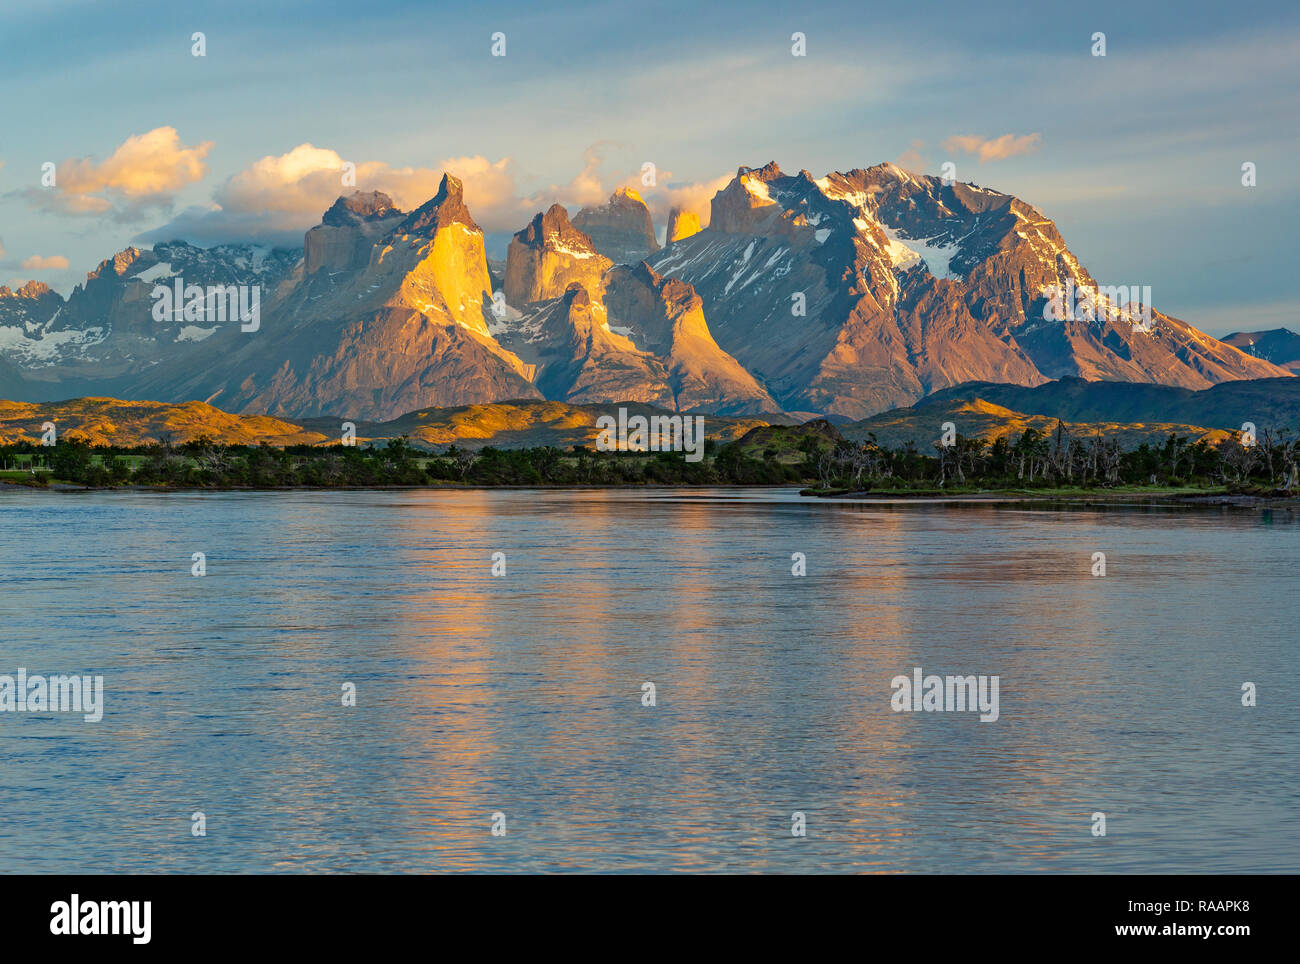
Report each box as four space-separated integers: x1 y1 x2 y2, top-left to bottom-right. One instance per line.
818 424 1299 493
2 421 1297 493
0 436 798 488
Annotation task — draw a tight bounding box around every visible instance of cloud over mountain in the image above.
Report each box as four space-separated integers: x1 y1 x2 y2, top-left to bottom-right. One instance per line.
138 141 731 247
942 133 1042 162
21 127 213 219
139 144 538 244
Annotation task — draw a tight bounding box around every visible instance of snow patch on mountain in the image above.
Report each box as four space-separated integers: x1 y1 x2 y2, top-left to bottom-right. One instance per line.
880 226 963 280
814 177 871 211
0 324 107 365
135 261 175 283
742 176 774 204
486 300 523 336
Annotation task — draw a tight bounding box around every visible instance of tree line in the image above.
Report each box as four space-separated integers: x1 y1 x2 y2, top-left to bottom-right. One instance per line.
1 436 798 488
4 420 1297 492
816 423 1300 492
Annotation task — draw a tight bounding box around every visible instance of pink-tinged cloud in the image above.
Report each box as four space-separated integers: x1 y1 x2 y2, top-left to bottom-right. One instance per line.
893 140 927 173
534 142 620 210
59 127 212 195
526 144 731 230
24 127 213 219
21 255 70 270
942 133 1042 162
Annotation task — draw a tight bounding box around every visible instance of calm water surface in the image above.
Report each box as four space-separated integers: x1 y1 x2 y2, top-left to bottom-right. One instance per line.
0 487 1296 873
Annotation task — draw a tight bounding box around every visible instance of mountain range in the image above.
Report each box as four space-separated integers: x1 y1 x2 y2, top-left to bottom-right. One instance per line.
864 375 1300 435
1 162 1293 424
1221 328 1300 373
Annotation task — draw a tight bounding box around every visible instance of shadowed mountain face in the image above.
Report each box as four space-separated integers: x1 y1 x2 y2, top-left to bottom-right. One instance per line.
1222 329 1300 373
865 376 1300 436
600 263 781 414
572 188 660 265
0 353 31 401
304 190 404 275
0 242 299 396
504 283 674 407
0 281 63 330
0 162 1291 422
494 266 780 416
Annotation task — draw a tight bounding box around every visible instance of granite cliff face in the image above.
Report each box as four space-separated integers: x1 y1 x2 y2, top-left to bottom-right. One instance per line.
305 191 404 275
651 163 1046 417
492 195 776 414
601 263 780 414
572 188 660 265
504 283 675 407
822 165 1282 390
665 207 702 244
503 204 612 306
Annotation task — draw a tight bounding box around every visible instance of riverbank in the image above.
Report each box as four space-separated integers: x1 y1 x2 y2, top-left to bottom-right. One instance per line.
7 477 1300 509
801 484 1300 508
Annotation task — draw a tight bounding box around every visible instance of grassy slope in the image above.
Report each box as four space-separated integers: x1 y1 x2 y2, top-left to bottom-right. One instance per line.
843 398 1227 449
0 398 326 447
0 397 769 449
4 376 1296 451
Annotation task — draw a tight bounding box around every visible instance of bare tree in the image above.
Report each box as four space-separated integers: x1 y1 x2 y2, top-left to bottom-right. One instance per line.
1219 434 1260 485
453 447 477 482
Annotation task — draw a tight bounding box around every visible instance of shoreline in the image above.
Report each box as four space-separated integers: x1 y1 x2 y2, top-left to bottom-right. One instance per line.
5 480 1299 509
803 487 1300 509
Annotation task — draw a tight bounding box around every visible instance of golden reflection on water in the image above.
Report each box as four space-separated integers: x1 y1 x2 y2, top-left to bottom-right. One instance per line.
4 488 1293 871
347 494 1291 871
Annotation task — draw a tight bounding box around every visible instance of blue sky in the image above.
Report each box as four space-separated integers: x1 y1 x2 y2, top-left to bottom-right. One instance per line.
1 0 1297 335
